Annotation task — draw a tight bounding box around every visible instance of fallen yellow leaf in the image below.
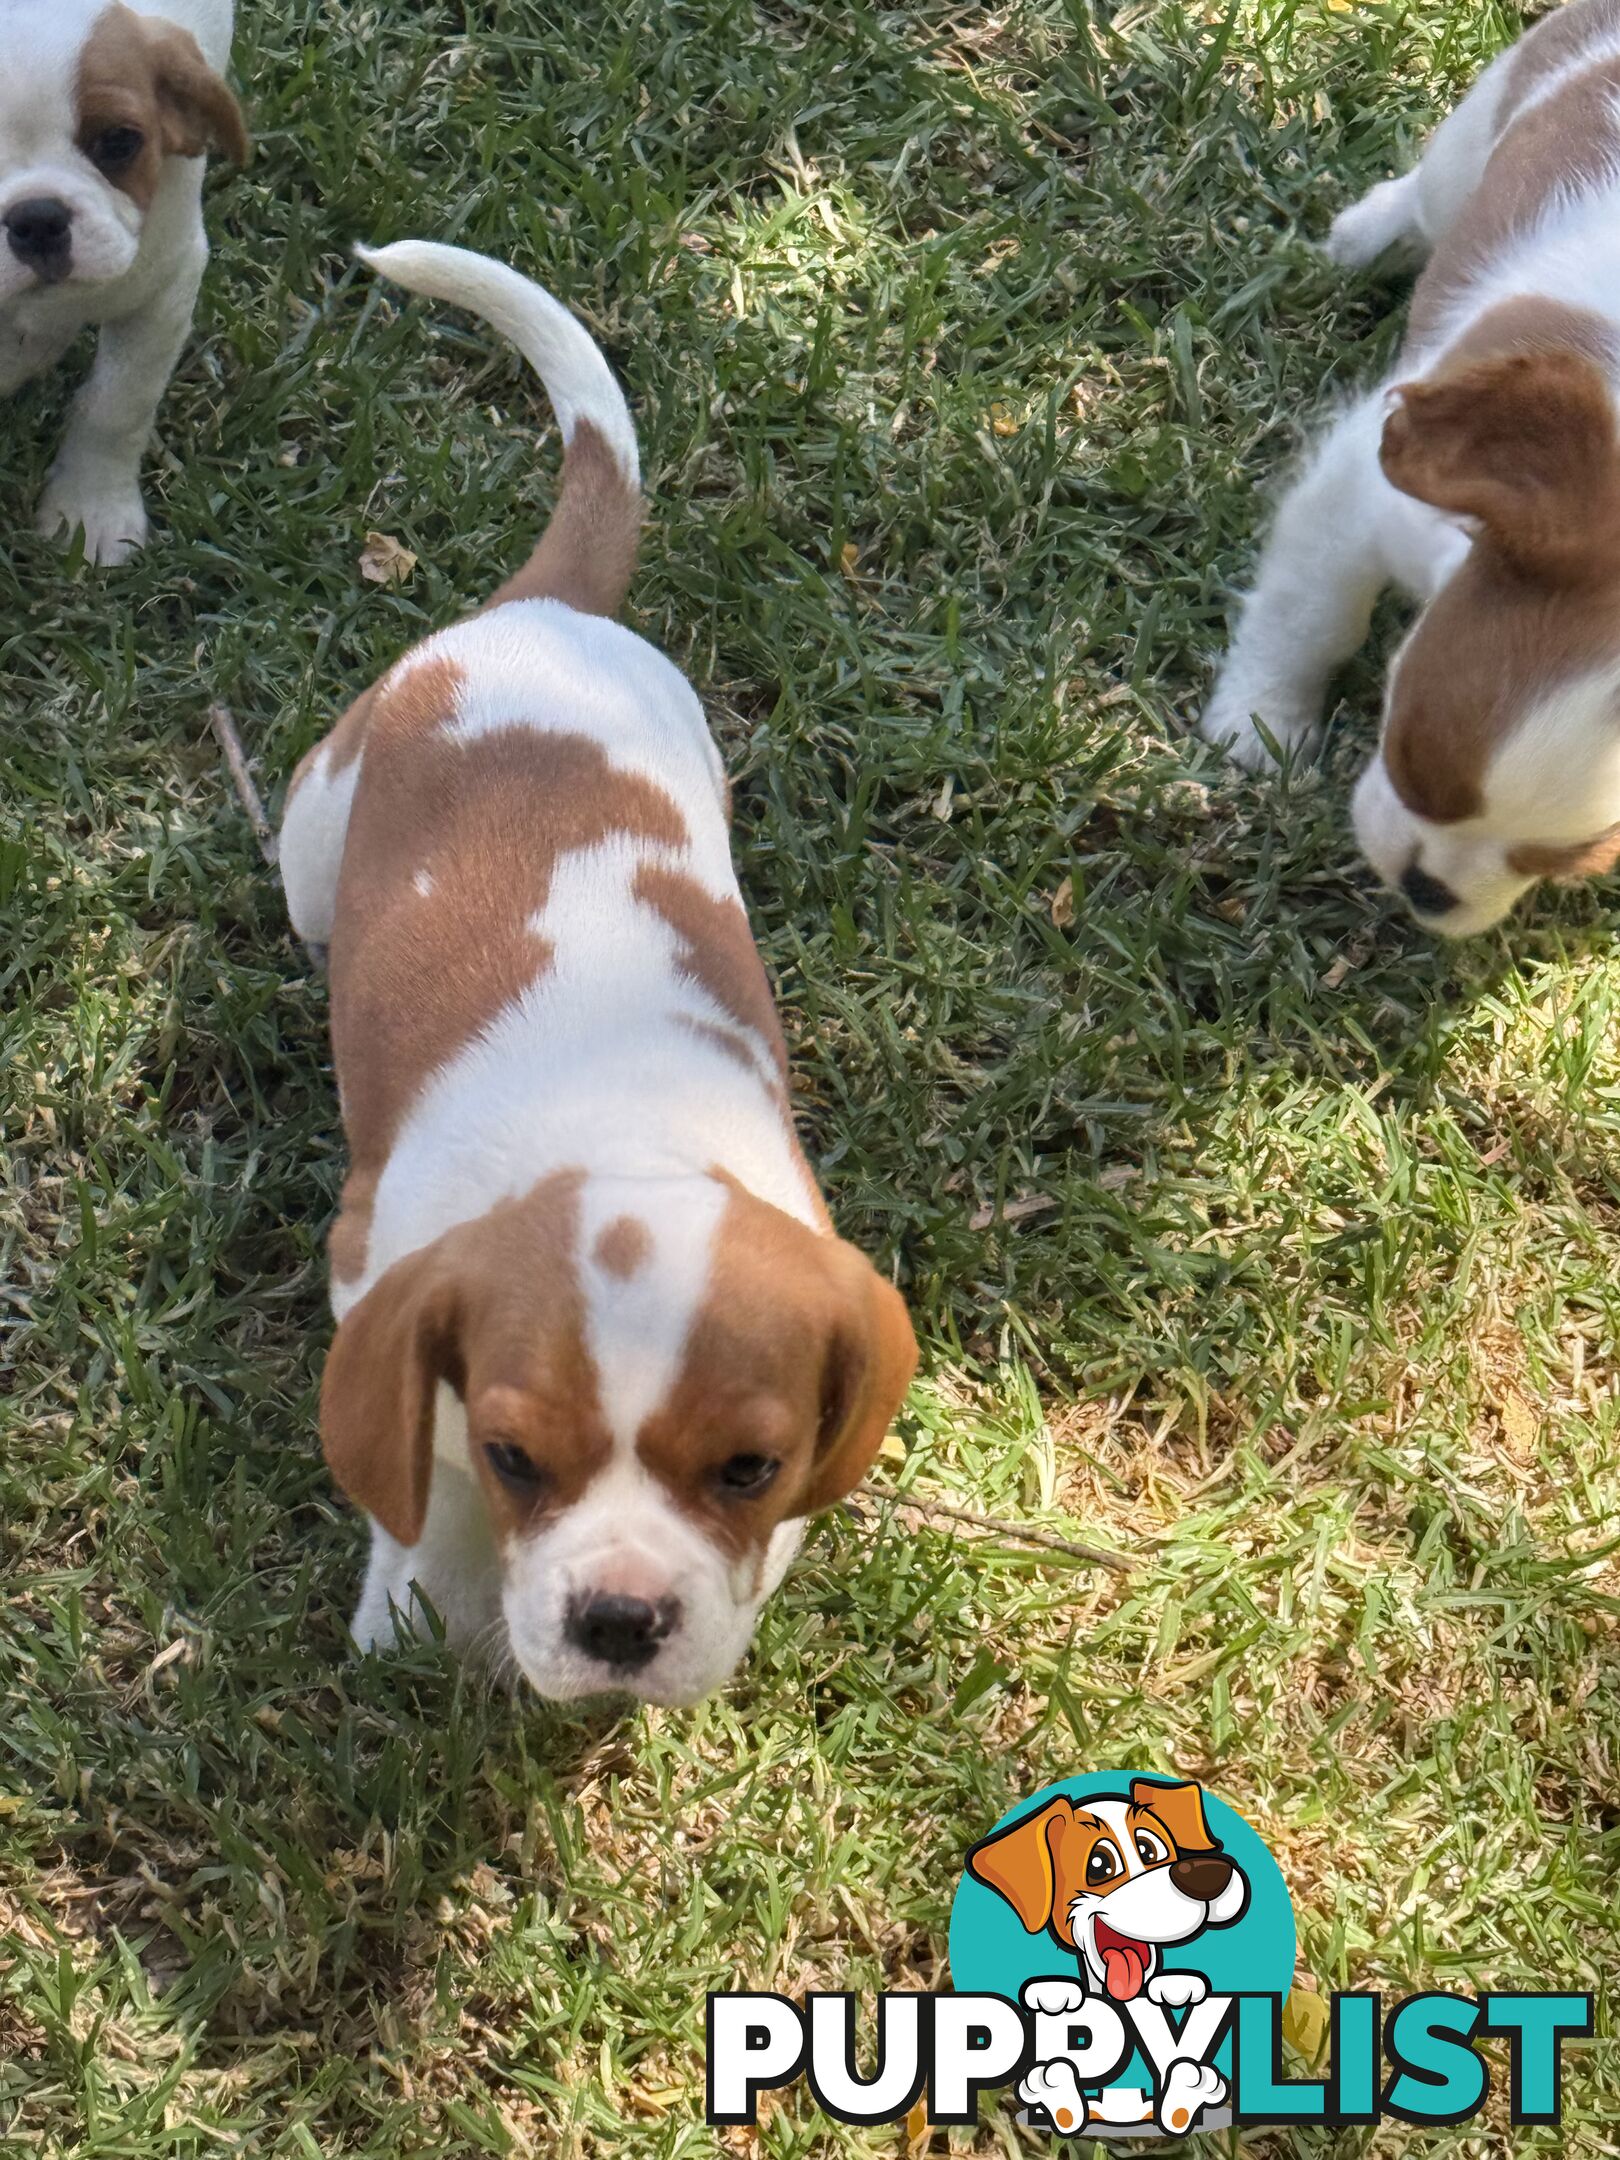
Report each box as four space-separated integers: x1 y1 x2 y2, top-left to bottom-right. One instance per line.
1051 875 1075 929
359 530 418 586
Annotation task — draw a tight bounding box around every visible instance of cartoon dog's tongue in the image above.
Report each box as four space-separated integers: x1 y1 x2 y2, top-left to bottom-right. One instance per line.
1094 1920 1150 2000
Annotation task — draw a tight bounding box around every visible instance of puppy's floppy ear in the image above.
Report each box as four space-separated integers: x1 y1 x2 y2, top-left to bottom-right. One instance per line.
797 1240 916 1515
967 1799 1073 1932
1379 349 1620 582
1131 1777 1219 1854
148 22 249 164
320 1242 464 1545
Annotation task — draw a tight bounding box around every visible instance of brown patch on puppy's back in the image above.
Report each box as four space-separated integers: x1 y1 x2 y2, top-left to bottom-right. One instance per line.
1435 295 1618 377
284 681 379 809
633 863 788 1082
1405 56 1620 358
1498 0 1620 127
326 654 688 1283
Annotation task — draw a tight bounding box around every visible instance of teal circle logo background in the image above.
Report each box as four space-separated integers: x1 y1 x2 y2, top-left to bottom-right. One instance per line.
948 1773 1296 2081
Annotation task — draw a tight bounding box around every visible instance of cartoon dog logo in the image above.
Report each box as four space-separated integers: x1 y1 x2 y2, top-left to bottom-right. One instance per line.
966 1777 1249 2136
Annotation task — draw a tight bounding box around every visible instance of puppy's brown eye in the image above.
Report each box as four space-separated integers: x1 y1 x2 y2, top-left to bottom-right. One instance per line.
1134 1830 1169 1866
90 126 145 172
713 1453 780 1498
1086 1843 1121 1885
484 1440 544 1490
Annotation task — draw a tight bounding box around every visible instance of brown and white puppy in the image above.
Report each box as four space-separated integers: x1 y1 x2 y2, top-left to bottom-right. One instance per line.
279 242 916 1706
1204 0 1620 934
1 0 245 562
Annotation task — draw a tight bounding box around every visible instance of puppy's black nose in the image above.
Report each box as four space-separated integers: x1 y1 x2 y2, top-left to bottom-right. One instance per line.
5 197 73 272
1399 862 1459 917
1170 1852 1234 1901
564 1591 680 1671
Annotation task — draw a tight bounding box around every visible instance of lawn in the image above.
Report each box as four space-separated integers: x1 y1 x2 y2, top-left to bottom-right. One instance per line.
1 0 1616 2151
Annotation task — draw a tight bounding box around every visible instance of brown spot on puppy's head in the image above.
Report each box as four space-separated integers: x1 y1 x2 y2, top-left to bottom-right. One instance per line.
593 1215 651 1280
75 3 247 214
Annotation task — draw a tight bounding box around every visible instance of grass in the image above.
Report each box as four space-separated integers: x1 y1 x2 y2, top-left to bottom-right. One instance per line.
1 0 1616 2150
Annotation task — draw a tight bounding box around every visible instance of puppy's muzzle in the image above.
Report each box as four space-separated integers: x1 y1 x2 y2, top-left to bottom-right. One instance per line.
564 1590 681 1672
1169 1852 1234 1901
5 197 74 281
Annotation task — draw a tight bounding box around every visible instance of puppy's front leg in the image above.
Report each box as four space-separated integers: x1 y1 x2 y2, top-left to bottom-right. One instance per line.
1201 399 1391 770
348 1466 504 1660
36 242 206 566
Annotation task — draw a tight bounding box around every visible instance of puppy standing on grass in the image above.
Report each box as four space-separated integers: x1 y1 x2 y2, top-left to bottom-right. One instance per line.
279 242 916 1707
0 0 245 563
1204 0 1620 935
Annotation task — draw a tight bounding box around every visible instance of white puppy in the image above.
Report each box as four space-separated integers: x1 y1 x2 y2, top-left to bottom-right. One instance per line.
1204 0 1620 934
0 0 245 562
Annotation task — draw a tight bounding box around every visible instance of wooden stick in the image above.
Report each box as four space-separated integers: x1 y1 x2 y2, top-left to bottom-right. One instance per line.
208 702 277 866
855 1483 1133 1574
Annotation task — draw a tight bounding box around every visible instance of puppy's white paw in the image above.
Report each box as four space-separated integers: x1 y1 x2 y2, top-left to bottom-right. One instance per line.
1157 2058 1226 2136
1199 683 1316 770
1021 1977 1089 2017
1146 1971 1208 2009
1019 2059 1090 2135
37 471 148 565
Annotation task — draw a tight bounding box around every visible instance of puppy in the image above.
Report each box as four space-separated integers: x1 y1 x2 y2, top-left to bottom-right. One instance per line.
279 242 916 1707
1204 0 1620 934
1 0 245 563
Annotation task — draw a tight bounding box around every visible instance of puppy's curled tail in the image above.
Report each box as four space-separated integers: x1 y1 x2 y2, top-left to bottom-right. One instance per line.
356 239 642 618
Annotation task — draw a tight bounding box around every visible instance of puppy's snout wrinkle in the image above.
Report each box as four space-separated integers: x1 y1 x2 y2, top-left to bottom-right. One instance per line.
1168 1852 1233 1901
5 196 73 272
564 1589 681 1671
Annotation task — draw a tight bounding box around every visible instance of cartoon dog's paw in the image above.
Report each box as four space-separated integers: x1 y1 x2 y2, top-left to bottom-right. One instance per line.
1019 2060 1090 2136
1020 1978 1088 2018
1157 2059 1226 2137
1146 1971 1208 2009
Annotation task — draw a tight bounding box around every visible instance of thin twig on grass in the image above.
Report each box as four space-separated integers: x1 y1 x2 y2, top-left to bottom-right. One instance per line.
856 1483 1133 1573
208 702 278 866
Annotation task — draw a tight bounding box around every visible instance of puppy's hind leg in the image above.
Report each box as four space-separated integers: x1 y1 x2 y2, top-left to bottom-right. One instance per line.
1323 171 1426 270
1326 42 1513 271
1201 400 1391 770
